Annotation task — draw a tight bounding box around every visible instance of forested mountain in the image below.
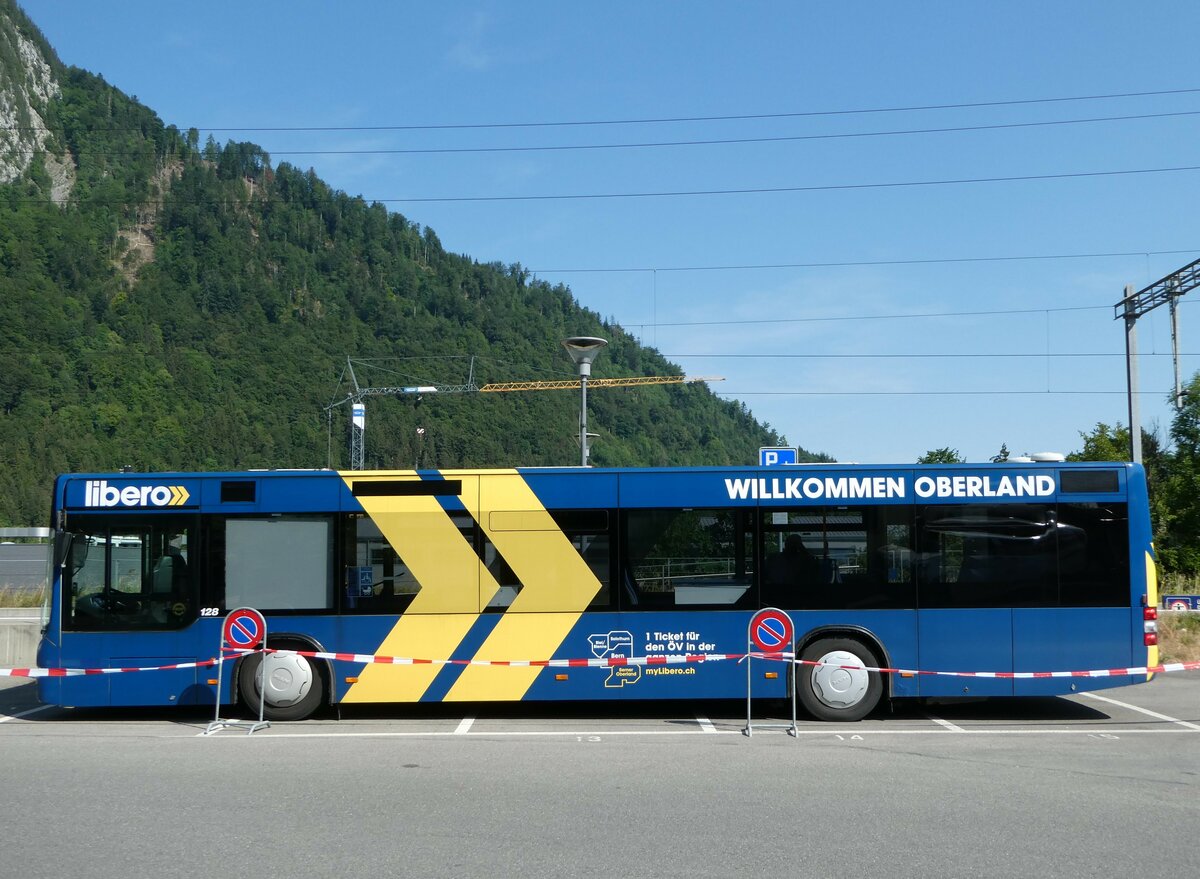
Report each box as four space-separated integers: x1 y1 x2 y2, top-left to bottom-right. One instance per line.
0 1 817 526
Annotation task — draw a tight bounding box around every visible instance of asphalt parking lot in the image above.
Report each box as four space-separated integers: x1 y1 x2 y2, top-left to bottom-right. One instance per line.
3 674 1198 878
3 671 1200 737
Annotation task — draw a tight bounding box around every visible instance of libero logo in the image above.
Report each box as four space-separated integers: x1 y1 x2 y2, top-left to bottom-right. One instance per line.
84 480 191 508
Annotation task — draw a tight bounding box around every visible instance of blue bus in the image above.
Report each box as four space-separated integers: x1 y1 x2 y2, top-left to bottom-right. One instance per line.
37 462 1159 721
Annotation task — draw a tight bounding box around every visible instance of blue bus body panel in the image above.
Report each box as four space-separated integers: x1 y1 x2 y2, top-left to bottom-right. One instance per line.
517 471 619 509
1013 607 1137 695
41 626 217 708
916 610 1015 697
41 603 1137 708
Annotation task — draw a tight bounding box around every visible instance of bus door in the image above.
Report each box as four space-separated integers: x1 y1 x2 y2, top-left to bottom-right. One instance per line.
914 505 1034 697
57 517 205 706
1010 501 1138 694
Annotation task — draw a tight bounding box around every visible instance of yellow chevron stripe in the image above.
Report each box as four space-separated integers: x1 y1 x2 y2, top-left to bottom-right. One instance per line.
445 472 602 701
1146 549 1159 679
340 614 478 703
340 472 494 703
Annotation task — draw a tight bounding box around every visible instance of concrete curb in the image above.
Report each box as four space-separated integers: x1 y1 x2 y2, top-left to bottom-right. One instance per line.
0 610 40 667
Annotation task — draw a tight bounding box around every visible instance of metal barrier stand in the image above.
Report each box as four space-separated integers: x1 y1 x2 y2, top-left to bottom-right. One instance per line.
205 608 271 735
743 608 798 738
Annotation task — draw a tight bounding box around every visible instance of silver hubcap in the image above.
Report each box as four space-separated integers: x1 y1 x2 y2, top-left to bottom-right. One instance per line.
809 649 869 710
256 653 313 707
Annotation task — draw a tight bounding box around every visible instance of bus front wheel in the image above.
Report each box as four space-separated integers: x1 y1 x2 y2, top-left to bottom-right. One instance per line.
796 637 883 722
238 647 325 721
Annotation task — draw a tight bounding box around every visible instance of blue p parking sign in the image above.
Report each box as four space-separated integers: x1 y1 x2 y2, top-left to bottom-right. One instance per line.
759 447 798 466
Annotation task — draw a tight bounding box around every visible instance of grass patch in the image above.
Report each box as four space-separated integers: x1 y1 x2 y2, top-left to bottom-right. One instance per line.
0 586 44 608
1159 612 1200 664
1160 572 1200 595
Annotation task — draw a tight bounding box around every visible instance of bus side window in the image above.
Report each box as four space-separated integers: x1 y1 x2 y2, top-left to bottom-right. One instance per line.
145 534 192 626
1058 503 1129 606
342 514 424 614
64 520 196 630
223 516 334 611
761 507 914 611
483 509 613 612
623 508 753 610
916 505 1058 607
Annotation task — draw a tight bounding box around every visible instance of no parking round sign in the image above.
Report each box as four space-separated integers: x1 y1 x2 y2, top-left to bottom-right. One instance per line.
222 607 266 650
749 607 794 653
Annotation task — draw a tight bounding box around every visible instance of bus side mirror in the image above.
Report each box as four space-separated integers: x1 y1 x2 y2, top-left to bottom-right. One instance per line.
57 532 88 571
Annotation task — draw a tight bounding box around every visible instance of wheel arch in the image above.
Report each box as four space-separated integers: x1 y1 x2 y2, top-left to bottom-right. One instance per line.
795 624 894 696
233 631 335 709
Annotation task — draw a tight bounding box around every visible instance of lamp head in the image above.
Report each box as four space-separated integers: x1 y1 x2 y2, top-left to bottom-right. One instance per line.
562 336 608 376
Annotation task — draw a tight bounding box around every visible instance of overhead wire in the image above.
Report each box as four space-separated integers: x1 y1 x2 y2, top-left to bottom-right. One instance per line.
372 164 1200 203
6 85 1194 132
663 352 1195 359
717 389 1129 396
530 248 1200 274
262 110 1200 157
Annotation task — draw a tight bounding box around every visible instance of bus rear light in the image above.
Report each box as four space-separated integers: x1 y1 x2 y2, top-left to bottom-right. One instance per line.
1144 606 1158 621
1144 607 1158 645
1145 632 1158 646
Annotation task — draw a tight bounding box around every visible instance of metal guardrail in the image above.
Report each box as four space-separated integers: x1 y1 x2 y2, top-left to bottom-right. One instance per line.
0 543 48 591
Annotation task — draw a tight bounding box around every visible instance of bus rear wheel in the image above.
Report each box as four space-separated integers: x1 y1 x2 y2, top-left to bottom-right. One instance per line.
796 637 883 722
238 647 325 722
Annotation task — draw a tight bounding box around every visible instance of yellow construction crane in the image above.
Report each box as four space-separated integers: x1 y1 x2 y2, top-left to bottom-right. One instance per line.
325 356 723 469
479 375 721 393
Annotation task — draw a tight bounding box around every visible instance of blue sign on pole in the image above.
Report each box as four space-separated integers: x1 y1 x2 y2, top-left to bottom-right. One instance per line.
759 447 798 466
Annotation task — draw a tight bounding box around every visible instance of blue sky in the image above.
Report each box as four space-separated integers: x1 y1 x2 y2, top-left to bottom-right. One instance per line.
19 1 1200 464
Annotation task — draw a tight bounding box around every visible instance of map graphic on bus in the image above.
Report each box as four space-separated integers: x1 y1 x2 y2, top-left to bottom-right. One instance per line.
589 631 642 688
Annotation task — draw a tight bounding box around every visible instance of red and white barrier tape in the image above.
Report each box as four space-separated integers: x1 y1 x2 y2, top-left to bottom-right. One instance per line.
255 647 1200 680
0 658 219 678
865 660 1200 679
4 647 1200 680
251 646 753 669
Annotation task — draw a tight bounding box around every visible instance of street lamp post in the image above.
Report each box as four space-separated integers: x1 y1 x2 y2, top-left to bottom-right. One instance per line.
562 336 608 467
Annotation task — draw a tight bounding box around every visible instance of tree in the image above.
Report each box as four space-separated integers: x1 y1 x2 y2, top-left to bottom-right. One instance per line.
1070 420 1172 571
918 447 964 464
991 443 1009 463
1157 374 1200 574
1067 422 1132 462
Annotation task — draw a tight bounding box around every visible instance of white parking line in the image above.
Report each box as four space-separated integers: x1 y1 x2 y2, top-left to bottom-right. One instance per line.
696 715 716 733
925 714 965 732
0 704 53 724
454 716 475 735
196 726 1200 740
1080 691 1200 731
